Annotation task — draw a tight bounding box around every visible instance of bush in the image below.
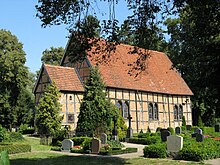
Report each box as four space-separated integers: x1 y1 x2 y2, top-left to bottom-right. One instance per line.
71 137 92 146
99 147 137 155
0 151 10 165
51 146 61 151
0 144 31 154
177 139 220 161
0 125 6 142
81 138 92 151
167 127 174 135
129 136 160 145
143 143 167 158
182 116 186 127
107 140 125 149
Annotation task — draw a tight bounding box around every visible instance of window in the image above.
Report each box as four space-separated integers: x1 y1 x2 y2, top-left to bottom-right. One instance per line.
69 96 72 100
174 104 183 120
153 103 159 120
148 102 159 120
122 102 129 118
116 101 128 119
67 114 74 123
148 103 153 120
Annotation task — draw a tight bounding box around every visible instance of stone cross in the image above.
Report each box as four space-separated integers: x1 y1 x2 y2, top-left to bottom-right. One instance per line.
91 138 101 154
100 133 107 145
175 127 182 134
62 139 74 152
167 135 183 152
160 130 171 142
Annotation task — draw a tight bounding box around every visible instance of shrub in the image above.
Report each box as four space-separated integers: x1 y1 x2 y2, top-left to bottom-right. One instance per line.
99 147 137 155
107 140 125 149
182 116 186 127
143 143 167 158
51 146 61 151
5 132 24 142
0 125 6 142
0 151 10 165
177 139 220 161
167 127 174 135
0 144 31 154
71 137 92 146
81 138 92 151
129 136 160 145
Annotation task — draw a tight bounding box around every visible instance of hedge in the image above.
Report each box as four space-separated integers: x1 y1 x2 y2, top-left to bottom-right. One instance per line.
129 136 160 145
143 143 167 158
99 147 138 155
71 137 92 146
0 144 31 154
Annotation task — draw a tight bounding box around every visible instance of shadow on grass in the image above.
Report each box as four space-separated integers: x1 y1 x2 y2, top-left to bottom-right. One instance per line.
10 154 129 165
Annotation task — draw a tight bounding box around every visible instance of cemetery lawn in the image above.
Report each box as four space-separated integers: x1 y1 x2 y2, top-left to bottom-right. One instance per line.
8 136 203 165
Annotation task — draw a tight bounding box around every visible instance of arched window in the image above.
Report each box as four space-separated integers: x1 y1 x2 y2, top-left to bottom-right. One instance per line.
148 103 153 120
174 105 178 120
122 101 129 118
116 100 123 116
179 105 183 119
154 103 159 120
174 104 183 120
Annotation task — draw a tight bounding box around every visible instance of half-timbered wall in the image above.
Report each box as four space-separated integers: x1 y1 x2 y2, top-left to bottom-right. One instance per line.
34 68 51 104
60 92 84 129
106 88 192 133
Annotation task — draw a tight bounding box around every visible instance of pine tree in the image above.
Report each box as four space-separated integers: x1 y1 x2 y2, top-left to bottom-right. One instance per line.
76 67 119 137
36 82 63 137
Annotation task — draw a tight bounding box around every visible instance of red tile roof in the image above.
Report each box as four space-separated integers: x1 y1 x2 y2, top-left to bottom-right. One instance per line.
44 64 84 92
87 43 193 95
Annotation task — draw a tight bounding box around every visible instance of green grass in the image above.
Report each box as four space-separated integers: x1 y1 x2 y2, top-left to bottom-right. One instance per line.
8 136 204 165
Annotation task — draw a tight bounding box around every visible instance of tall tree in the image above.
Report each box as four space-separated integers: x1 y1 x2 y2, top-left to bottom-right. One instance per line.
36 82 63 137
76 67 119 137
165 1 220 125
41 46 64 65
0 29 29 130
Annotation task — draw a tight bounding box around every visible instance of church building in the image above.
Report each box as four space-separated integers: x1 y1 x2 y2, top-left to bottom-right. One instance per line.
33 40 193 133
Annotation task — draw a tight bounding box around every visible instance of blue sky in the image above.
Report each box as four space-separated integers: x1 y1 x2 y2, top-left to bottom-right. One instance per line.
0 0 130 73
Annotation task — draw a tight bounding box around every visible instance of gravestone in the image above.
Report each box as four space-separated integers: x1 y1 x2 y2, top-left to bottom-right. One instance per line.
196 133 204 142
186 125 191 130
194 128 202 134
215 123 220 132
62 139 74 152
191 133 197 138
175 127 182 134
161 130 171 142
91 138 101 154
100 133 107 145
167 135 183 152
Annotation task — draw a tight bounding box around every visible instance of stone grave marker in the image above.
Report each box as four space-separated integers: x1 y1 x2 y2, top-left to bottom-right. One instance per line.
194 128 202 134
215 123 220 132
186 125 191 130
196 133 204 142
175 127 182 134
91 138 101 154
100 133 107 145
191 133 197 138
62 139 74 152
167 135 183 152
161 130 171 142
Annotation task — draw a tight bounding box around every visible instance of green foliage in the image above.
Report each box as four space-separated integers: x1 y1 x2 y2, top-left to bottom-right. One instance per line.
41 46 64 65
107 140 125 149
143 143 167 158
167 127 174 135
178 139 220 161
115 114 127 140
6 132 24 142
81 138 92 151
0 151 10 165
0 144 31 154
71 137 92 146
129 136 160 145
99 147 137 155
156 127 162 132
51 146 61 151
76 67 119 137
36 82 63 137
0 29 29 130
197 115 204 127
182 116 186 127
0 126 6 142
